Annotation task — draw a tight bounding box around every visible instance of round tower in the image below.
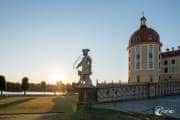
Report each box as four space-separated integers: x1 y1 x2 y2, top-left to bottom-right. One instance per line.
128 16 161 83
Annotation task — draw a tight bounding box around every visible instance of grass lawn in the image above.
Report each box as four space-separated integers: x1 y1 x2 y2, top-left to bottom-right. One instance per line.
0 95 179 120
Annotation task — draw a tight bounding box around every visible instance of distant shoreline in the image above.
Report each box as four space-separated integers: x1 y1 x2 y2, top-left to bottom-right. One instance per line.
1 91 66 96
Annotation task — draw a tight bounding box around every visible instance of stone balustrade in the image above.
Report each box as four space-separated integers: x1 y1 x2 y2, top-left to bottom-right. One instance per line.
96 80 180 103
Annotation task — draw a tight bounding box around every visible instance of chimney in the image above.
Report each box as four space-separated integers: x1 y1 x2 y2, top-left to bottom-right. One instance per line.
172 47 174 51
166 48 170 52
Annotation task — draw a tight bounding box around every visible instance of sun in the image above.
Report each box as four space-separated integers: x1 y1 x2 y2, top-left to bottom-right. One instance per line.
48 72 66 84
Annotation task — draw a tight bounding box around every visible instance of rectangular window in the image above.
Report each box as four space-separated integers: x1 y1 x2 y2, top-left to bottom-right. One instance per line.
158 48 160 70
149 76 153 82
171 59 176 73
171 59 175 64
136 62 140 69
135 46 141 70
164 68 168 73
137 75 140 82
164 60 168 65
147 45 154 69
172 66 175 73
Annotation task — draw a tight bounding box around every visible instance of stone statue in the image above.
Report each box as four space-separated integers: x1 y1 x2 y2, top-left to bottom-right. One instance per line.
76 49 93 87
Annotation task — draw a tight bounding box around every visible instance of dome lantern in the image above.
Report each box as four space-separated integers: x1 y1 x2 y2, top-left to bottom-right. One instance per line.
140 16 147 27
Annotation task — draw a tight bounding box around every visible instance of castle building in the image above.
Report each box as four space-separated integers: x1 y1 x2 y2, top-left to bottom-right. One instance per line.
128 16 161 83
128 16 180 83
160 47 180 81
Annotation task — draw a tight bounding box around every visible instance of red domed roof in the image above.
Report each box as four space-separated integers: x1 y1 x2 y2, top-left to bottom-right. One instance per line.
128 17 160 48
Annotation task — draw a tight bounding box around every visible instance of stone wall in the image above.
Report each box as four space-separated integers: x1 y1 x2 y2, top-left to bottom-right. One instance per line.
96 80 180 103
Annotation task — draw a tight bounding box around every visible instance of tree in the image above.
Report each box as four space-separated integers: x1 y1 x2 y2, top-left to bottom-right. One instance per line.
21 77 29 95
72 82 78 93
65 82 78 94
66 83 73 93
0 75 6 96
56 81 65 95
41 81 46 95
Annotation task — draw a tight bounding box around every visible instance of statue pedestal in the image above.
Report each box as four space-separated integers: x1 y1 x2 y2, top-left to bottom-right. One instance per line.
77 86 97 110
77 74 96 110
78 73 93 87
78 79 93 88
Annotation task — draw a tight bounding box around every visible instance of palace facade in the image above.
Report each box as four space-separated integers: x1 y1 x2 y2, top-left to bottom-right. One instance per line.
160 48 180 81
128 16 180 83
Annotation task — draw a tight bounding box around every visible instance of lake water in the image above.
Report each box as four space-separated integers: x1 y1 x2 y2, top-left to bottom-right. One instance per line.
94 95 180 118
2 91 65 96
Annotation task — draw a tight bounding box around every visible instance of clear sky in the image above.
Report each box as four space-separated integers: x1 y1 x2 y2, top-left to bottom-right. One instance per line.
0 0 179 84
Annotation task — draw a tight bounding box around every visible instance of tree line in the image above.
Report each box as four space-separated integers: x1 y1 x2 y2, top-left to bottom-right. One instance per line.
0 75 78 96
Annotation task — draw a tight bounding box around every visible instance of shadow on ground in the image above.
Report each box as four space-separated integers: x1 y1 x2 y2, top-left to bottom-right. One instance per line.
0 97 35 109
0 97 7 101
40 95 78 120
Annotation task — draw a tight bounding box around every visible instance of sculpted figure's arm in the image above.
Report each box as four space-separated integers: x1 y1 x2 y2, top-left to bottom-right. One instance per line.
76 57 84 69
87 56 92 73
88 56 92 64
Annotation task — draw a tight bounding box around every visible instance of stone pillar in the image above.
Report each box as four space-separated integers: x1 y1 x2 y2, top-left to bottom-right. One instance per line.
77 87 97 109
147 83 156 98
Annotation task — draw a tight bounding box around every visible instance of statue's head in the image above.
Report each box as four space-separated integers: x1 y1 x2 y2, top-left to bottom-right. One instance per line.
82 49 90 56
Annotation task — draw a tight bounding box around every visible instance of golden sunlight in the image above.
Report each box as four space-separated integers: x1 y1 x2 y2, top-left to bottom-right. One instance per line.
48 72 66 84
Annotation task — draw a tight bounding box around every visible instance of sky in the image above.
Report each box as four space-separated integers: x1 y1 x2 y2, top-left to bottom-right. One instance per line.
0 0 179 84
